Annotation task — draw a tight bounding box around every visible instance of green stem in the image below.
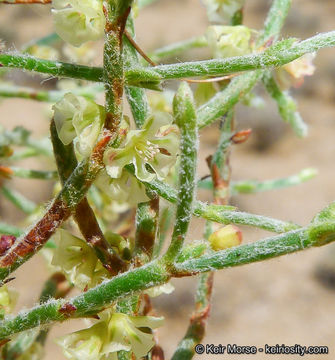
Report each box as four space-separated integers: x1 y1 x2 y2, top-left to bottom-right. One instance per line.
0 53 103 82
165 82 198 262
197 70 262 129
1 221 335 338
263 72 307 137
2 30 335 85
171 273 213 360
136 174 299 233
8 167 58 180
0 84 103 102
175 224 335 274
127 31 335 83
198 168 318 194
1 186 37 214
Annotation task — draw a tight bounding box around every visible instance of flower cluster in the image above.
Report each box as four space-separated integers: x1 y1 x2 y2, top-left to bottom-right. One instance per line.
53 93 104 157
57 310 164 360
104 113 179 182
52 0 105 47
202 0 245 24
51 229 109 290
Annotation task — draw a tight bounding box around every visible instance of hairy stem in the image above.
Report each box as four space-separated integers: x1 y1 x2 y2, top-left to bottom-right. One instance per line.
165 82 198 262
1 221 335 338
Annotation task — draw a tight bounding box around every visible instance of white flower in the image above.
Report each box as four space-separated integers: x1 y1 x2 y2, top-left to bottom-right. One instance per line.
57 311 164 360
57 322 108 360
51 229 109 290
95 170 150 208
202 0 245 24
53 93 104 157
52 0 105 47
104 113 179 182
206 25 251 58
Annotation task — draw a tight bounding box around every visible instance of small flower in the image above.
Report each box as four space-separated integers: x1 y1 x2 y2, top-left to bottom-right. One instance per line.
0 285 18 318
53 93 104 157
95 170 150 208
206 25 252 58
144 283 175 298
201 0 245 24
275 53 316 90
57 311 164 360
104 113 179 182
209 224 242 251
51 229 108 290
52 0 105 47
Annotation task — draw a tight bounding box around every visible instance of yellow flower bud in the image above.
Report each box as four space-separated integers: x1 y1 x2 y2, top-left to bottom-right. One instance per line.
209 225 242 251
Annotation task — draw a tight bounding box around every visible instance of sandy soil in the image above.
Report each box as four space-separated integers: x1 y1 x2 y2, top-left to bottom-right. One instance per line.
1 0 335 359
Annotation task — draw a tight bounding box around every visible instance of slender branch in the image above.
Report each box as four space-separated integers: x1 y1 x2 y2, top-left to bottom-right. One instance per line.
171 273 213 360
103 0 133 130
263 72 307 137
198 168 318 194
137 174 300 233
197 70 262 129
126 31 335 84
1 30 335 85
164 82 198 262
1 221 335 338
0 84 103 102
0 54 103 82
4 166 58 180
1 186 37 215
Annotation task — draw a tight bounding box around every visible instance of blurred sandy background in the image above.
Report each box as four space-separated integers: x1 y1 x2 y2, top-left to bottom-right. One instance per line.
1 0 335 359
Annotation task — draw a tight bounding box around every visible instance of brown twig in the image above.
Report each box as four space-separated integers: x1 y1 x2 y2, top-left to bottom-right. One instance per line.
124 29 157 67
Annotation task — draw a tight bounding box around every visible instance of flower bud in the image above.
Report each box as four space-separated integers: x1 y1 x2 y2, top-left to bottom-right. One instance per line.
209 224 242 251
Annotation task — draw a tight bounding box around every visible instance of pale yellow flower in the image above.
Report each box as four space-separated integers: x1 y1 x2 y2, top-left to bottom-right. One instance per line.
206 25 252 58
104 113 179 182
57 311 164 360
53 93 104 157
52 0 105 47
